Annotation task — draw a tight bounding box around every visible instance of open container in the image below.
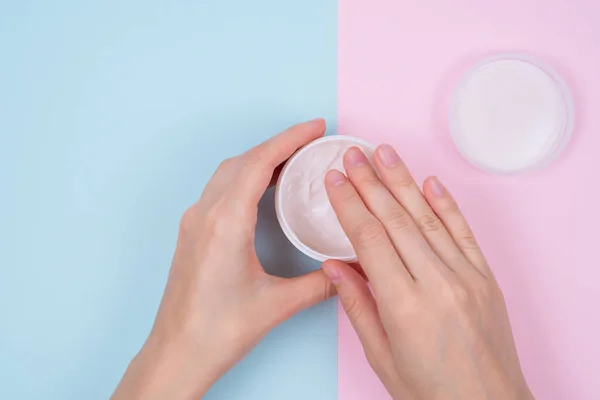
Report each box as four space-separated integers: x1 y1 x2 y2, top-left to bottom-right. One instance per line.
275 135 376 262
449 53 574 174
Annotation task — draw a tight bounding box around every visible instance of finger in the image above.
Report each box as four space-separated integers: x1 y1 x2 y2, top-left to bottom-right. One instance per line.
324 169 413 294
270 269 337 321
343 147 442 281
422 176 491 278
322 260 397 375
239 119 326 204
373 144 476 279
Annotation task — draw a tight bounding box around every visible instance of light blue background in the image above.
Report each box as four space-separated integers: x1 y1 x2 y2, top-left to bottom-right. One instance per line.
0 1 337 399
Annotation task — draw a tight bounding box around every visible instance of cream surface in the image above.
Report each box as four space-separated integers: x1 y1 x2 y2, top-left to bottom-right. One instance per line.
452 59 567 173
277 136 375 260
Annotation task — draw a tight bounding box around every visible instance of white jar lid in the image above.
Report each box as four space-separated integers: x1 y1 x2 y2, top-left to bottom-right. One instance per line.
449 54 574 174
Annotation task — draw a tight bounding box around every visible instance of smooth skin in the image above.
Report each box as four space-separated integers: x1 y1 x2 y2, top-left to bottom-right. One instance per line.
112 119 534 400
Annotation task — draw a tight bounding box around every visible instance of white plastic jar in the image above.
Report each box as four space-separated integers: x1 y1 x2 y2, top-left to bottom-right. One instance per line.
275 135 376 262
449 54 574 174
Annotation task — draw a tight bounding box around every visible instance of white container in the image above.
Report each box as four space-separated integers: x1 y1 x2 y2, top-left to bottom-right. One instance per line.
449 53 574 174
275 135 376 262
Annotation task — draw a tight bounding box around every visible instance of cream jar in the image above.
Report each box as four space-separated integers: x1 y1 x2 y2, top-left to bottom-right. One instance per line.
275 135 376 262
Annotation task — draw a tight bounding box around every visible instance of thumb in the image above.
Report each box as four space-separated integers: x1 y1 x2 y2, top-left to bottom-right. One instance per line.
321 260 390 365
270 269 337 321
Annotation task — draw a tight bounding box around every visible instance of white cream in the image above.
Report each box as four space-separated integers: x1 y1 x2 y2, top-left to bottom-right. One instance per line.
276 136 375 261
450 56 572 173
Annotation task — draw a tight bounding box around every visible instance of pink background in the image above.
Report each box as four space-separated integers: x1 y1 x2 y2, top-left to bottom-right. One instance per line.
338 0 600 399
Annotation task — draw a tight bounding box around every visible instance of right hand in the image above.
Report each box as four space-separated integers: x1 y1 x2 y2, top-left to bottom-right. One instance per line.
322 144 534 400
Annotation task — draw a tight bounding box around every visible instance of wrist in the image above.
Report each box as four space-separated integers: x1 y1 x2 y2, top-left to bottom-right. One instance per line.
423 376 534 400
112 334 217 400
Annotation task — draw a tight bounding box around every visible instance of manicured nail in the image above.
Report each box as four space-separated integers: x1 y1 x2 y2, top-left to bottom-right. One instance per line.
429 176 445 197
323 265 341 285
378 144 400 167
325 169 347 186
346 147 367 167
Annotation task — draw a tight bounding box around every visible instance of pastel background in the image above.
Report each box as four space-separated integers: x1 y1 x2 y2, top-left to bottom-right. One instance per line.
2 0 599 399
338 0 600 399
0 1 337 399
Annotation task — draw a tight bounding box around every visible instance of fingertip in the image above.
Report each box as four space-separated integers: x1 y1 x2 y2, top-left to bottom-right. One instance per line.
325 169 348 187
303 118 326 134
322 258 341 268
423 176 446 198
323 259 369 285
322 260 342 285
376 143 401 168
279 119 326 151
344 146 368 168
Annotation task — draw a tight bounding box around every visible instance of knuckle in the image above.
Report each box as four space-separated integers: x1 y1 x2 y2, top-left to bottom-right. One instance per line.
457 229 479 250
213 215 239 239
203 203 236 235
473 284 490 304
382 208 413 231
318 278 336 304
435 196 458 212
245 143 276 169
179 200 252 244
242 143 269 166
179 206 201 236
415 213 444 233
453 285 470 306
357 175 383 190
244 151 263 167
472 280 497 303
391 175 416 190
335 191 362 213
352 219 388 248
440 281 470 310
338 189 360 206
204 204 223 225
218 157 236 171
210 205 252 237
343 295 364 322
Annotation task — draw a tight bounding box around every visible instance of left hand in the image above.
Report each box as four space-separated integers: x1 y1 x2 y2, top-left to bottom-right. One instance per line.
112 119 336 400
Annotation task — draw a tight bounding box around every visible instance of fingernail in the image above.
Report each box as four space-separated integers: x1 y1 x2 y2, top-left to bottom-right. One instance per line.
323 265 341 285
346 147 367 167
325 169 347 186
378 144 400 167
429 176 445 197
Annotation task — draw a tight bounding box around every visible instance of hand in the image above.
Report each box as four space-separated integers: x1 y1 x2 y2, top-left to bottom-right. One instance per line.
112 119 336 400
322 145 534 400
